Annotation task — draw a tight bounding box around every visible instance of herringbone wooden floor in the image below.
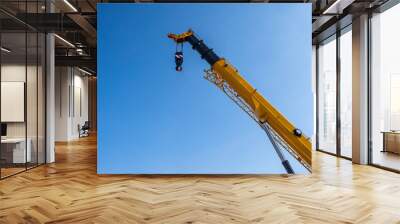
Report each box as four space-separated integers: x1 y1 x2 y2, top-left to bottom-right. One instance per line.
1 135 400 224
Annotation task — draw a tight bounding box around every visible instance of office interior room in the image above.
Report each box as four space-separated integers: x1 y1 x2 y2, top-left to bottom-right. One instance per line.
0 0 96 179
0 0 400 223
316 2 400 171
0 18 46 178
315 1 400 173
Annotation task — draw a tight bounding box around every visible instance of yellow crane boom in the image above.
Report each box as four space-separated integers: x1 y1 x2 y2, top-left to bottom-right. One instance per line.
168 30 312 173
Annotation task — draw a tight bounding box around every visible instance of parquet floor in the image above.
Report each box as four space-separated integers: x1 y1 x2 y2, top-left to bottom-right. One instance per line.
1 135 400 223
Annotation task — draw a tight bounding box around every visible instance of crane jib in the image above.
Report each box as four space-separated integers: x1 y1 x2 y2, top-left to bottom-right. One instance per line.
186 35 220 66
167 30 312 173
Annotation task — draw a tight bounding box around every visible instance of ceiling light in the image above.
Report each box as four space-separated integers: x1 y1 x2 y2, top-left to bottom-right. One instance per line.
1 47 11 53
76 48 85 55
54 34 75 48
63 0 78 12
78 67 93 76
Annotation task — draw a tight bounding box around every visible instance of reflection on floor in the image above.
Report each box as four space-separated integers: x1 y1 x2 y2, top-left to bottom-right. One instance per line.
373 150 400 171
0 167 25 178
0 163 40 178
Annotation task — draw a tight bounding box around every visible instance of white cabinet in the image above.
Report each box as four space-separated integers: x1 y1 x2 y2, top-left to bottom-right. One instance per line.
1 138 32 163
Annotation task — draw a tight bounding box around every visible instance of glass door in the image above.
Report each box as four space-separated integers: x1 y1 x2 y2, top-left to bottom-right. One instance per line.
1 31 28 178
0 1 47 179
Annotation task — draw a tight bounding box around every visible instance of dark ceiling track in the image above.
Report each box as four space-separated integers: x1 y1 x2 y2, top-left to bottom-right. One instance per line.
0 7 38 32
0 11 87 33
16 13 82 32
55 55 97 74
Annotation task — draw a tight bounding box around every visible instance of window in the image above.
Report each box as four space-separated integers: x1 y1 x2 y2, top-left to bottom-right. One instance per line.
317 36 337 154
339 27 352 158
370 3 400 171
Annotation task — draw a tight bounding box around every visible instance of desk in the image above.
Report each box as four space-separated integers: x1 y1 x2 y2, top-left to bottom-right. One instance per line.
382 131 400 154
1 138 31 163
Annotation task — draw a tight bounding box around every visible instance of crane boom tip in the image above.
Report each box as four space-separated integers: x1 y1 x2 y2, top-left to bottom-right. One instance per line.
167 31 194 43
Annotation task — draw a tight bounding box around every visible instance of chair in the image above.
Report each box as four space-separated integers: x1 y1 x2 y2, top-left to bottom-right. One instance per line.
79 121 90 138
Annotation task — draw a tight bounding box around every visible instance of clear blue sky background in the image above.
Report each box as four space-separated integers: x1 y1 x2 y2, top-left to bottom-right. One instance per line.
98 3 312 174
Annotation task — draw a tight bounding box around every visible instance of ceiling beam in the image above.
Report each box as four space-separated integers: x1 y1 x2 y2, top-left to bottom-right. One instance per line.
323 0 356 14
67 13 97 46
55 55 96 72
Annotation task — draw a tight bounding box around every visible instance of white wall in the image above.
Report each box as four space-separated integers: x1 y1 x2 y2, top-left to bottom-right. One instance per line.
55 67 89 141
1 63 46 164
72 73 89 138
55 66 70 141
1 65 27 141
1 65 39 138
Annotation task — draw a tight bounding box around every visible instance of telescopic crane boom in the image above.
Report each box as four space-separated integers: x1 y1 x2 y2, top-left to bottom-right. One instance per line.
168 30 312 173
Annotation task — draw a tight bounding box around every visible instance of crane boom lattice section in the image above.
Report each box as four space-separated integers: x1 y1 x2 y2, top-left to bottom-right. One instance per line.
204 69 311 172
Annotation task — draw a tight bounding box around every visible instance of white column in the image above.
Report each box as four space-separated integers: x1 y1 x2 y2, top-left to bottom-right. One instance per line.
46 1 55 163
352 14 369 164
46 33 55 163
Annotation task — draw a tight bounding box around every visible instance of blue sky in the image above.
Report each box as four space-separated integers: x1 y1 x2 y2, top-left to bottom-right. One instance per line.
98 3 312 174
